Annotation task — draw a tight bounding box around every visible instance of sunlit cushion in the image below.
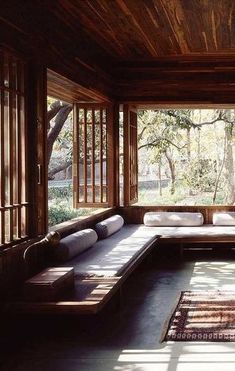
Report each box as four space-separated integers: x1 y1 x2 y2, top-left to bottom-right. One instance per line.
143 212 204 226
55 229 98 261
95 214 124 239
213 212 235 226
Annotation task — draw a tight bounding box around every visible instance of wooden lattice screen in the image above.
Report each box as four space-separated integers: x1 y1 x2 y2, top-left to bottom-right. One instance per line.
73 104 112 207
123 105 138 206
0 49 28 246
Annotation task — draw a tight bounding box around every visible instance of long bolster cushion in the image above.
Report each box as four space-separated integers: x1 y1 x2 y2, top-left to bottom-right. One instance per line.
144 212 204 226
95 214 124 239
55 228 98 262
213 212 235 225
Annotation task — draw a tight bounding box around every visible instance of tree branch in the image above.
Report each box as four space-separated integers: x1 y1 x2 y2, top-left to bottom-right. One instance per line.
138 137 187 150
166 110 223 128
47 104 72 164
48 159 72 180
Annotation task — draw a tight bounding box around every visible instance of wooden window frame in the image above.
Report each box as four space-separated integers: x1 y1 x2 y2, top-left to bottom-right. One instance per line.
123 105 138 206
0 48 29 248
73 103 115 208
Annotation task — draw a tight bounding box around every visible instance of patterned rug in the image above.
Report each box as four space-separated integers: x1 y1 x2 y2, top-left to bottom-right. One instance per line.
164 291 235 341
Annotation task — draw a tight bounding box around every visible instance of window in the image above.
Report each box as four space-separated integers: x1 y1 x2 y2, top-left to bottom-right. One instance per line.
138 109 235 206
73 104 113 207
0 49 28 246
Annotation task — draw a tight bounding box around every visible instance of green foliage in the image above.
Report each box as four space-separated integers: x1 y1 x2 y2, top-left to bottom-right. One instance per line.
48 203 79 226
138 108 235 205
138 182 225 206
48 186 99 227
184 159 218 192
48 186 72 201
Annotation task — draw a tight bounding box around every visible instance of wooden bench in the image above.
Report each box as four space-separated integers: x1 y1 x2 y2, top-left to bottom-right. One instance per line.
2 227 160 315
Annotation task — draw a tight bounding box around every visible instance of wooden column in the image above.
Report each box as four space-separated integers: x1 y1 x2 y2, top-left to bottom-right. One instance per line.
123 104 138 206
27 63 48 236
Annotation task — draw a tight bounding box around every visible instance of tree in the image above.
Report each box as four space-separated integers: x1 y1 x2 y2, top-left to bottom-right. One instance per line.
47 99 72 179
138 109 235 204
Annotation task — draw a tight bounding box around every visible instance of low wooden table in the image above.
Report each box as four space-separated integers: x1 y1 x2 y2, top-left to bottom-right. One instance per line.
2 275 122 315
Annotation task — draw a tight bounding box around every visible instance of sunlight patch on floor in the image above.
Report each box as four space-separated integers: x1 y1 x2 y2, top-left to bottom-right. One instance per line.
115 343 235 371
189 262 235 290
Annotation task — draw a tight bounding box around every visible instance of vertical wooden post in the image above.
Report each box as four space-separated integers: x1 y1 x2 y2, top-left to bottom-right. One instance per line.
27 63 47 236
123 105 130 206
123 104 138 206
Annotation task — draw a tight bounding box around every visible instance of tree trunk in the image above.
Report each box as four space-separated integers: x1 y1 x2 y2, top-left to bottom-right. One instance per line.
224 120 235 204
186 127 193 195
48 159 72 180
158 160 162 196
164 150 176 195
212 135 226 204
47 104 72 165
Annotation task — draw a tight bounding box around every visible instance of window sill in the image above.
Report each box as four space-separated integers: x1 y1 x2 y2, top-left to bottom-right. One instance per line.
49 207 116 237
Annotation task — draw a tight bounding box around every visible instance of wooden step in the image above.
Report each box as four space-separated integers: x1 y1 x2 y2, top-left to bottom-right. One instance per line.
23 267 74 301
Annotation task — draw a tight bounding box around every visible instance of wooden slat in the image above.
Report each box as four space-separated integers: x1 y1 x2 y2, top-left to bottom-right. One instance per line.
73 105 78 205
73 104 113 208
0 51 5 245
8 56 14 241
123 105 138 206
91 109 95 203
0 49 29 247
83 109 88 203
100 109 104 203
17 61 22 238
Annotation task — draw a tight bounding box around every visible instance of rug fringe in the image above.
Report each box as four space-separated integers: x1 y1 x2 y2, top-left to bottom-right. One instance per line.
160 291 182 343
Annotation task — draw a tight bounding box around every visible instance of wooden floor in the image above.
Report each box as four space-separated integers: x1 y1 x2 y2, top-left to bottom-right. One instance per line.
1 250 235 370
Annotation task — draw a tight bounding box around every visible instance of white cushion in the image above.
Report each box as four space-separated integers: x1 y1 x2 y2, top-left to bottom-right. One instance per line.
55 229 98 262
95 214 124 239
144 212 204 226
213 212 235 226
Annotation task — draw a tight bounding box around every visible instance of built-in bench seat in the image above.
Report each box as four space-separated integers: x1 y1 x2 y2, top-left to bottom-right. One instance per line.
143 211 235 246
144 225 235 241
4 211 235 316
3 219 159 315
61 224 160 277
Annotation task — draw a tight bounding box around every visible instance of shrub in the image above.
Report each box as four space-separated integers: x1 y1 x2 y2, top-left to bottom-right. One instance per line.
48 203 78 226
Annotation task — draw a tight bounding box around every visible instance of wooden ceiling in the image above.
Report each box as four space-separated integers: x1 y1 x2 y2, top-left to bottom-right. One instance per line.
2 1 235 104
57 0 235 60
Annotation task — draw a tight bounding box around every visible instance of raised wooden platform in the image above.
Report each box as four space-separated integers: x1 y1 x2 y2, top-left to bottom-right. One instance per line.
3 276 122 315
